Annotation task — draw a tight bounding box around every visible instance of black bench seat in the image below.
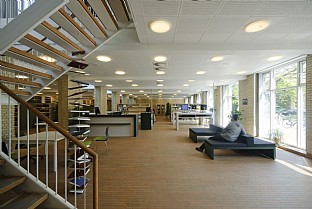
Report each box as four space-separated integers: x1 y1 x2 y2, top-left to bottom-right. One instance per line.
204 135 276 160
189 124 223 143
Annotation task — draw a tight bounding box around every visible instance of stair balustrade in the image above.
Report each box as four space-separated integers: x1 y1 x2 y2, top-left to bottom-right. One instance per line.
0 82 99 209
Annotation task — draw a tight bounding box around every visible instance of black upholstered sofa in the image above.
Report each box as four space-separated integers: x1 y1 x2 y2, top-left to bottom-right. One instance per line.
204 134 276 160
189 124 224 143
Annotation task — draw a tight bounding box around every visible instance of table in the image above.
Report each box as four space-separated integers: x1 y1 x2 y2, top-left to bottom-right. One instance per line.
174 112 212 130
12 131 64 171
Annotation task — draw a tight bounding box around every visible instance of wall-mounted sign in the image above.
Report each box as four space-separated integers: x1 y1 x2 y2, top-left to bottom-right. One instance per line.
242 98 248 105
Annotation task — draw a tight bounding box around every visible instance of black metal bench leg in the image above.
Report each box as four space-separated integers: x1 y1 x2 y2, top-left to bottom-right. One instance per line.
258 149 276 160
204 144 214 160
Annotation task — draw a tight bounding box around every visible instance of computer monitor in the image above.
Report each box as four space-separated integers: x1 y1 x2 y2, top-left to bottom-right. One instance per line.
181 104 188 111
200 105 207 111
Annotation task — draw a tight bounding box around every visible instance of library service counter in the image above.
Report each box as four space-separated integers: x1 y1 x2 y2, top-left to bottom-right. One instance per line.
86 115 138 137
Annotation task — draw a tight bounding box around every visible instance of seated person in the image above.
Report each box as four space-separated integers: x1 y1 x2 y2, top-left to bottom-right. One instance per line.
195 113 246 152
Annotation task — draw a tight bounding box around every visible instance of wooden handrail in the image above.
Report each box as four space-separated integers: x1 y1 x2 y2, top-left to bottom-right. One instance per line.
0 81 99 209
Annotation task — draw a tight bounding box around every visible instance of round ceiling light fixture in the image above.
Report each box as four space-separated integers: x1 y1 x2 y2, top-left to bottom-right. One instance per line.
149 20 171 33
94 80 102 82
132 84 138 87
245 20 270 33
15 75 28 79
156 71 165 75
96 55 111 62
211 56 224 62
196 71 206 75
237 71 247 75
106 84 113 87
154 56 167 62
267 56 283 61
39 55 56 63
115 70 125 75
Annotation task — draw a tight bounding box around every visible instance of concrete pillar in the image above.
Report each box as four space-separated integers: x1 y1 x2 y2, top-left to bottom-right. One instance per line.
111 91 121 111
239 74 258 136
94 86 107 115
201 91 207 104
58 74 68 129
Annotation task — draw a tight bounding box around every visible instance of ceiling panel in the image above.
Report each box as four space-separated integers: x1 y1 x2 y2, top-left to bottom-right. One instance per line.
174 17 212 43
218 1 263 16
180 1 222 16
142 1 180 16
255 1 304 16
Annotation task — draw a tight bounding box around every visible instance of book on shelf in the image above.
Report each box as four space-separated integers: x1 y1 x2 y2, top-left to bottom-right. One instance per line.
69 176 89 187
68 168 90 178
69 184 88 194
69 161 91 169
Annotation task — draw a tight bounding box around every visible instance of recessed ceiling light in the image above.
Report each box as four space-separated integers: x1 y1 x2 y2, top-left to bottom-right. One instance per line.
154 56 167 62
158 90 163 92
149 20 171 33
85 73 90 76
183 84 189 87
173 94 177 96
144 94 147 95
188 80 195 82
129 94 133 96
121 90 125 93
132 84 138 87
126 80 133 83
156 71 165 75
18 87 25 90
211 56 224 62
94 80 102 82
159 94 162 95
147 96 150 98
157 84 164 87
177 90 181 92
37 92 43 95
267 56 283 61
106 84 113 87
56 92 59 94
115 71 125 75
15 75 28 79
196 71 206 75
157 79 164 82
44 87 51 90
237 71 247 75
245 20 270 33
139 90 144 92
96 55 111 62
39 55 56 62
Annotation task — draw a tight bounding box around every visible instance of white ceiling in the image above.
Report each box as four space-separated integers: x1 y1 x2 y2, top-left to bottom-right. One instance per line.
68 0 312 99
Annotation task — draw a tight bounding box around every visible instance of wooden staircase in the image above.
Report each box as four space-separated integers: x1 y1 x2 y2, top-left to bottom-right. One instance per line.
0 159 49 209
0 0 131 101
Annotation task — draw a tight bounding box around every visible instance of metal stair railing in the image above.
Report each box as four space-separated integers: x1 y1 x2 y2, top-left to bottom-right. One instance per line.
0 81 99 209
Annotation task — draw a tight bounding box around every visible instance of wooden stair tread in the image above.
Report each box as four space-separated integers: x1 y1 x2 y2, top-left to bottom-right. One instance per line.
2 192 48 209
0 176 26 194
0 75 41 87
10 90 31 96
5 47 63 71
0 60 52 79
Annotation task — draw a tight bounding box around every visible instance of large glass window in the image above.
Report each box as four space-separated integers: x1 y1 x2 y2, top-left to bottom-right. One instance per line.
222 82 239 126
259 58 306 150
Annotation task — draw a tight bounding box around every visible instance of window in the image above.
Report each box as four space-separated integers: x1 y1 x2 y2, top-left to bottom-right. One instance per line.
222 82 239 126
259 58 306 150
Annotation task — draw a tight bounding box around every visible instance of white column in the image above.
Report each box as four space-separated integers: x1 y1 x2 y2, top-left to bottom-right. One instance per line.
112 91 120 111
94 86 107 114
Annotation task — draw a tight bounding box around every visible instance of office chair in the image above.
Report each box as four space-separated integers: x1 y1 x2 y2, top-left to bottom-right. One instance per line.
93 127 110 155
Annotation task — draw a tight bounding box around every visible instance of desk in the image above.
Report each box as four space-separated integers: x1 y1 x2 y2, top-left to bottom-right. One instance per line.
174 112 212 130
12 131 64 171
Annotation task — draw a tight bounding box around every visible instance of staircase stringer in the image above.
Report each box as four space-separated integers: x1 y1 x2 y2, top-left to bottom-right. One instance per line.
0 0 69 54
